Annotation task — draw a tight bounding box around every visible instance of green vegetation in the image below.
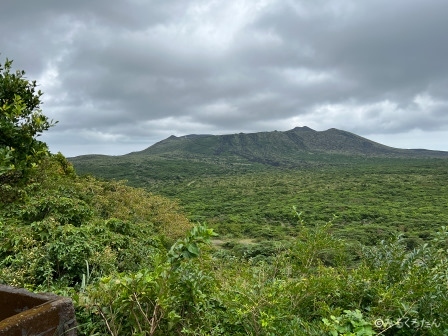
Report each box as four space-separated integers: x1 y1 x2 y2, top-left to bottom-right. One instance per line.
0 59 56 183
2 58 448 334
71 153 448 249
173 159 448 246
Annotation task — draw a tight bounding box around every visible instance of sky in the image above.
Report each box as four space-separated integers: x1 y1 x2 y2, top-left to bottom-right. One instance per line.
1 0 448 157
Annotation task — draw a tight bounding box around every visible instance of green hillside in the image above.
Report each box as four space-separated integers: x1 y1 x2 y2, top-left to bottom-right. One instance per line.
130 126 448 162
70 126 448 186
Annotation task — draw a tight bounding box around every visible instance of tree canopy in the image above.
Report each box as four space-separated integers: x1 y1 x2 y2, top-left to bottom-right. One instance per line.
0 58 56 182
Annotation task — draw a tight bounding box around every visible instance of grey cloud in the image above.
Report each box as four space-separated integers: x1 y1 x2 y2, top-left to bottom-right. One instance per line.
253 0 448 100
1 0 448 156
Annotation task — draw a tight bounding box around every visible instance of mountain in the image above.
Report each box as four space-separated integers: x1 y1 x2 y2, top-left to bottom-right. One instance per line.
69 127 448 184
128 126 448 160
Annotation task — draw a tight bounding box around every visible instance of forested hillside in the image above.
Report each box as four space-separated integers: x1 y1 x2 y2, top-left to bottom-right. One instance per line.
131 126 448 159
2 58 448 335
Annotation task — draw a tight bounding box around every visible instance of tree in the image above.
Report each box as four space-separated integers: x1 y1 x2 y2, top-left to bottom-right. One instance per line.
0 58 56 183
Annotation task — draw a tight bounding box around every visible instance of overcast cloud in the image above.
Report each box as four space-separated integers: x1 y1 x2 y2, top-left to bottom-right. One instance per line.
1 0 448 156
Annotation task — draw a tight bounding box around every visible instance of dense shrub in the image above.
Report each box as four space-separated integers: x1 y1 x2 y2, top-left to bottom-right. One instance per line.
71 218 448 335
0 154 192 288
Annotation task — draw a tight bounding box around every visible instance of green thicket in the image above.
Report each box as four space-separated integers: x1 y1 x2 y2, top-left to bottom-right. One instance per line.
72 153 448 250
167 160 448 247
2 58 448 335
0 154 193 286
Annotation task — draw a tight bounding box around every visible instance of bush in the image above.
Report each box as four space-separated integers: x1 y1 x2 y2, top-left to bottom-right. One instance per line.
78 225 219 336
0 154 193 288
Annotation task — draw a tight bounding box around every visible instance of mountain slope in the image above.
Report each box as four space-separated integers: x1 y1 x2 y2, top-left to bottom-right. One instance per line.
69 127 448 185
128 126 448 160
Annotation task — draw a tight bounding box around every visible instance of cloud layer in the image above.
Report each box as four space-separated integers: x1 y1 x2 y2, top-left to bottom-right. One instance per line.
2 0 448 156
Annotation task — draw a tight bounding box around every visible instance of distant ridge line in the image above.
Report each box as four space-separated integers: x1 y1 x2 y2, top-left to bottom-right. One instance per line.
70 127 448 160
131 127 448 160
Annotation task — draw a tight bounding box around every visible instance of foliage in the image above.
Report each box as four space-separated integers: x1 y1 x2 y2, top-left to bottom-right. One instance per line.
70 152 448 250
77 224 219 336
322 309 375 336
0 154 193 288
168 224 217 267
211 219 448 335
3 154 448 334
0 58 55 184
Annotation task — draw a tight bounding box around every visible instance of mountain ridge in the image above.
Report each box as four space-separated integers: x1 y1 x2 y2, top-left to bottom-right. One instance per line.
69 127 448 186
123 126 448 160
